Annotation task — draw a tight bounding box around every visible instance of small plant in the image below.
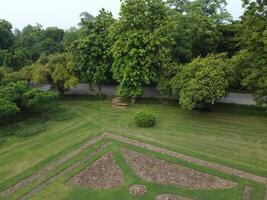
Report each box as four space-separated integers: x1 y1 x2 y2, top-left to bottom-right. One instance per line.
135 111 156 128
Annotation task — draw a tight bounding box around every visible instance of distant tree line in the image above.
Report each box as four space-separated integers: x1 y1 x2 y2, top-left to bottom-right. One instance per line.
0 0 266 113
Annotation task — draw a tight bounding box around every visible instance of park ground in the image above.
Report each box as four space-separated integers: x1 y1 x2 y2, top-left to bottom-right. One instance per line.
0 96 267 200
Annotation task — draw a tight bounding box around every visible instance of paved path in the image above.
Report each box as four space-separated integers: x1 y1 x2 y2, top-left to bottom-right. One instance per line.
65 84 257 105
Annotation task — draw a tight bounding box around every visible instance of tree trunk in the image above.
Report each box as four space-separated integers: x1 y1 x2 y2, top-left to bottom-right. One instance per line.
97 84 103 96
131 96 137 104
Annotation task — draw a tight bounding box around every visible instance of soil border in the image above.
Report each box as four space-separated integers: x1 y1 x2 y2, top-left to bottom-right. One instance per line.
19 142 112 200
0 135 104 198
104 133 267 186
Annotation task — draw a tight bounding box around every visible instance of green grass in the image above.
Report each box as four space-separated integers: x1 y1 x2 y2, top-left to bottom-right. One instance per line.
0 97 266 199
30 141 265 200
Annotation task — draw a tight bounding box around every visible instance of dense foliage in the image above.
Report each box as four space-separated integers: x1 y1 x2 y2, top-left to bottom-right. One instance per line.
0 80 57 123
32 53 79 94
71 9 115 94
233 0 267 104
0 0 266 113
135 111 156 127
172 54 231 109
110 0 174 98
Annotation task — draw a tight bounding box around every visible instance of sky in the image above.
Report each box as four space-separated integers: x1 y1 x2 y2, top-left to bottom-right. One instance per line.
0 0 244 30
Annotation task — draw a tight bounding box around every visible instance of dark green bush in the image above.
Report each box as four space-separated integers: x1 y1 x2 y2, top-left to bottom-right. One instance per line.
135 111 156 127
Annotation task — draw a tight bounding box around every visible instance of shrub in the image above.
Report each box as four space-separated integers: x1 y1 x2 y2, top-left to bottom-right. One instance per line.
0 99 20 120
135 111 156 127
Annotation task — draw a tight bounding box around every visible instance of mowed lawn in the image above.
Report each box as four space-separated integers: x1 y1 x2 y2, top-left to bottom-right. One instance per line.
0 97 267 194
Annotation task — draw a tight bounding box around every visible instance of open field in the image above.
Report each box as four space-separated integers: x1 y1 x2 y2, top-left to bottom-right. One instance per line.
0 97 267 199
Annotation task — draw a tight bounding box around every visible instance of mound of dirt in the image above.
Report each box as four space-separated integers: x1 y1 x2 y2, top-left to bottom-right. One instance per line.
121 148 236 190
112 97 129 106
129 185 147 197
156 194 195 200
69 152 124 189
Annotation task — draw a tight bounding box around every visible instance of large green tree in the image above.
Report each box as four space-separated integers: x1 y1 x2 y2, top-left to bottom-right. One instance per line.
187 0 232 24
233 0 267 104
0 20 14 50
110 0 174 100
72 9 115 94
172 54 232 110
32 53 79 94
14 25 64 62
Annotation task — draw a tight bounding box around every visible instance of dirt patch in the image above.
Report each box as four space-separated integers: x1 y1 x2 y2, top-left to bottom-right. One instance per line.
121 148 236 190
156 194 196 200
112 97 128 107
69 152 124 189
105 133 267 186
243 186 252 200
129 185 147 196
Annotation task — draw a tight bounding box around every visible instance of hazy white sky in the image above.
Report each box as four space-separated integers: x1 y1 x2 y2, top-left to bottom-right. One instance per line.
0 0 244 30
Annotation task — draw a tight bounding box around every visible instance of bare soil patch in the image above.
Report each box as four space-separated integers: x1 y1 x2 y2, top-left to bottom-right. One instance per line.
243 186 252 200
112 97 128 107
121 148 236 190
69 152 124 189
156 194 196 200
129 184 147 196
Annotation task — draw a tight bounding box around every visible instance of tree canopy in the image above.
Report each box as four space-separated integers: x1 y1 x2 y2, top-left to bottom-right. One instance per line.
172 54 231 110
71 9 115 94
110 0 174 98
0 0 266 111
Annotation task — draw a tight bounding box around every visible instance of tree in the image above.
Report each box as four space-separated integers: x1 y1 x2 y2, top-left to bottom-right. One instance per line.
80 12 94 22
62 27 79 50
0 49 29 70
172 54 231 110
176 12 221 59
166 0 189 13
41 27 64 54
14 25 45 61
14 25 64 63
72 9 115 94
0 99 20 122
233 0 267 104
0 20 14 50
32 53 79 94
110 0 174 100
0 81 57 122
187 0 232 24
22 89 58 112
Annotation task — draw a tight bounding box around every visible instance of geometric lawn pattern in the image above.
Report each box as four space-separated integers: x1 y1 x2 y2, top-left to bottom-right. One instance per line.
121 148 236 190
0 133 266 200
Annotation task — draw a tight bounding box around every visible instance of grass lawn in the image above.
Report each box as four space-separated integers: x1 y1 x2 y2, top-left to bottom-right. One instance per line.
0 96 267 199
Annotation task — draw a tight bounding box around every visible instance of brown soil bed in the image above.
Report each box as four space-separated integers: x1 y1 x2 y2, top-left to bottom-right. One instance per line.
121 148 236 190
69 152 124 189
156 194 196 200
129 185 147 196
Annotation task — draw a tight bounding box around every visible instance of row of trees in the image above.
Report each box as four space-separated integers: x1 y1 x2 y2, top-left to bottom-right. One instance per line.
0 0 266 111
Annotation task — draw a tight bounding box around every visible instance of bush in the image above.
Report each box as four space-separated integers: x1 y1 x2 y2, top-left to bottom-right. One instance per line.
0 99 20 120
135 111 156 127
